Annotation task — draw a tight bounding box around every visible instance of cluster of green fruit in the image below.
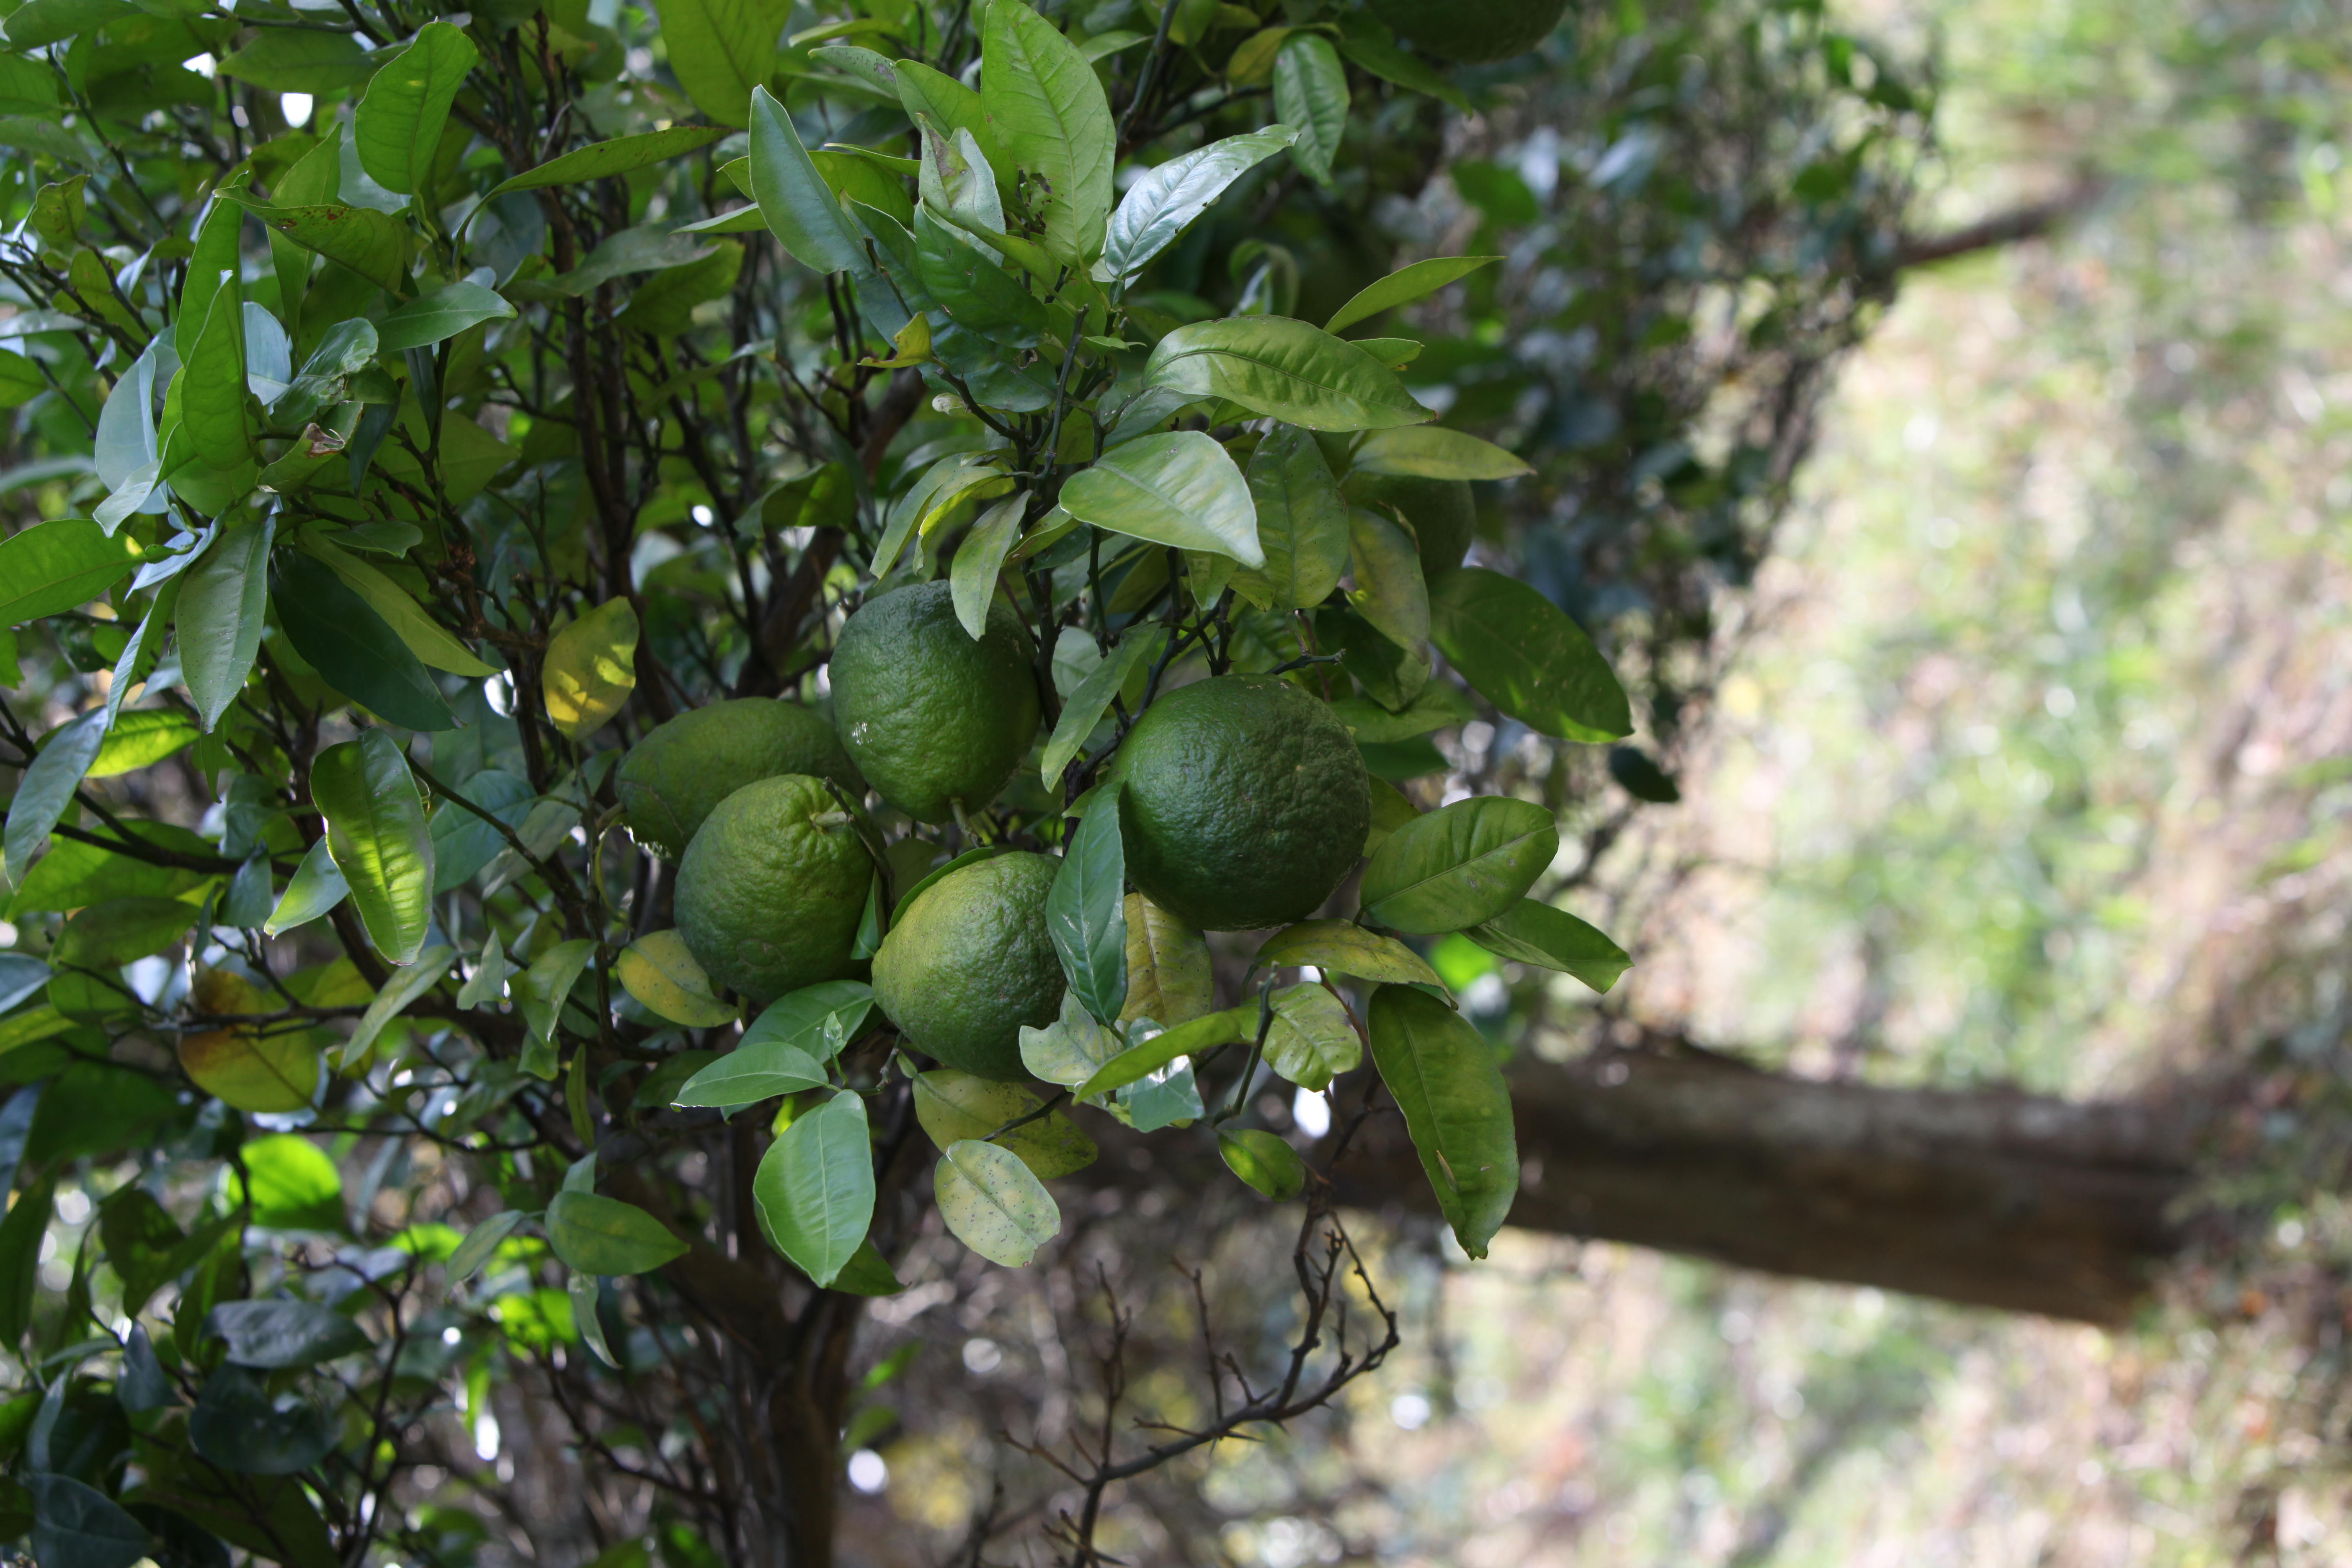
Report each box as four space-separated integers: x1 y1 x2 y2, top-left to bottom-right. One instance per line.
619 558 1426 1080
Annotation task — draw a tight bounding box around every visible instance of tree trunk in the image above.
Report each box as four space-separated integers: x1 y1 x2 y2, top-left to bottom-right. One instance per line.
1333 1048 2203 1323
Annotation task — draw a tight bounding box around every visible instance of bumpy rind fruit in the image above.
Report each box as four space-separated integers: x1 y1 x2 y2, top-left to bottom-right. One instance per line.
872 851 1064 1081
674 774 871 1007
618 698 864 860
1369 0 1571 63
1344 471 1477 579
1109 674 1372 931
829 582 1042 824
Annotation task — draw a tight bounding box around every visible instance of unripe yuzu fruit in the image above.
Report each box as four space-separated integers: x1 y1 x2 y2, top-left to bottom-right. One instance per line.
872 850 1063 1081
619 698 863 859
674 774 871 1007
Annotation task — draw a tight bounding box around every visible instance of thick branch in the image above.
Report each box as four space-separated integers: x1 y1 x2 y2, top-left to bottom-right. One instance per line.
1893 178 2111 270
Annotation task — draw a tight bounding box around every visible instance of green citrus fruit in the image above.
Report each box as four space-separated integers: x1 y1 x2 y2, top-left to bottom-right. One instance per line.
674 775 871 1006
1109 674 1371 931
829 582 1041 824
1370 0 1569 62
1345 472 1477 579
872 851 1063 1081
619 699 864 859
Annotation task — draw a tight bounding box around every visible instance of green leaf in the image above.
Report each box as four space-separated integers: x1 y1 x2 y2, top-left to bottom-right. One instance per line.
912 1070 1096 1178
653 0 784 125
206 1299 369 1368
189 1363 335 1475
0 348 43 407
1349 426 1533 480
297 531 496 677
0 516 141 627
1245 423 1350 610
230 1133 346 1230
1271 33 1347 186
443 1210 524 1295
54 895 194 972
1047 781 1127 1024
753 1090 872 1287
182 275 253 462
1 0 133 49
1253 918 1444 989
181 1013 324 1112
353 21 477 195
1427 567 1631 742
1099 125 1300 284
1360 795 1558 934
1120 891 1212 1026
915 209 1050 333
1219 1128 1306 1199
1334 31 1472 113
934 1138 1059 1267
489 124 732 196
1465 899 1630 993
0 114 92 170
893 57 1005 194
2 708 103 891
1038 623 1159 785
1145 317 1430 432
1072 1006 1253 1101
219 27 379 93
542 597 639 740
339 944 455 1068
374 279 516 353
86 709 196 779
1327 683 1473 744
950 495 1024 640
0 1176 53 1346
516 938 596 1070
914 122 1003 235
748 84 868 274
1348 505 1429 650
671 1036 828 1109
1367 984 1516 1257
546 1191 688 1276
981 0 1116 263
310 728 436 965
225 196 410 294
178 197 242 364
272 553 457 732
29 1474 150 1568
175 513 273 732
1060 431 1263 566
617 930 738 1027
740 979 874 1061
1324 255 1502 336
1018 989 1125 1089
1261 982 1361 1090
264 839 348 936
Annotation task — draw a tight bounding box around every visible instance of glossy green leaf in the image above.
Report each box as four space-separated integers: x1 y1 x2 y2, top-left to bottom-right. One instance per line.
1 0 132 50
1466 898 1631 993
181 279 251 463
1325 255 1503 336
1334 31 1472 113
1368 984 1516 1256
748 84 867 274
1145 317 1430 432
1350 426 1534 480
1060 431 1263 566
912 1070 1096 1178
1361 795 1558 934
753 1090 872 1287
542 597 639 740
893 58 1005 195
206 1299 369 1368
914 121 1003 235
740 979 874 1061
0 517 140 626
950 495 1024 641
1047 781 1127 1024
915 209 1050 333
1261 982 1361 1090
0 1175 53 1346
617 929 738 1027
1120 891 1213 1026
671 1036 828 1109
176 513 273 732
1072 1006 1253 1101
218 28 379 93
655 0 784 124
230 1133 346 1230
489 124 732 196
2 707 103 890
1099 125 1301 284
1428 567 1632 742
340 944 455 1068
265 840 348 936
53 896 193 973
353 21 477 195
310 728 436 965
298 531 496 677
272 553 456 732
29 1474 150 1568
1348 505 1429 650
226 196 410 294
1254 919 1445 989
85 709 195 779
1271 32 1347 186
1038 623 1159 785
935 1138 1059 1267
1327 683 1474 744
516 938 595 1072
1245 423 1351 610
1219 1128 1306 1199
547 1191 688 1276
443 1210 524 1295
980 0 1115 263
375 279 517 353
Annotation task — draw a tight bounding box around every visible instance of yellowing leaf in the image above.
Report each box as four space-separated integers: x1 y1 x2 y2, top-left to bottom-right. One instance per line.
617 930 738 1027
542 598 638 740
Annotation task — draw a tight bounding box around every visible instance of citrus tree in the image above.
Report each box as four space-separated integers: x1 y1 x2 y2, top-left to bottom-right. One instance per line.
0 0 1681 1562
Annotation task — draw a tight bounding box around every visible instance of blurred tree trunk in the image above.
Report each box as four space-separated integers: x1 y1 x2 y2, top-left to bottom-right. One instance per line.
1334 1048 2204 1324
